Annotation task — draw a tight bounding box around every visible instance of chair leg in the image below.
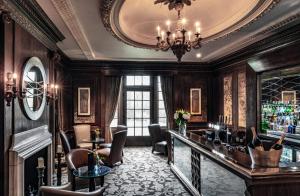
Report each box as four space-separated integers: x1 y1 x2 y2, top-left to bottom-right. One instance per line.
152 147 154 153
121 159 123 164
71 175 76 191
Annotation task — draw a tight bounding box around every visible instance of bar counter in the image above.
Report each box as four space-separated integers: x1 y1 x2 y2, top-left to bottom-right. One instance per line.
169 130 300 196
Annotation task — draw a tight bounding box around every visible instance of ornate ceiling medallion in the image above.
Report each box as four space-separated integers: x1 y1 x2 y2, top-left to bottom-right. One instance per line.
100 0 280 50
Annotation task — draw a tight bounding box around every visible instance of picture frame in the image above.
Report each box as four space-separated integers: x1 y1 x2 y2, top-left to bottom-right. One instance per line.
78 87 91 116
282 91 296 104
190 88 201 115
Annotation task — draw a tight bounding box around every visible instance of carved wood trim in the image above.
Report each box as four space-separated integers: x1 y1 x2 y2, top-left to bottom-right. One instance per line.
51 0 95 60
100 0 281 49
1 0 65 50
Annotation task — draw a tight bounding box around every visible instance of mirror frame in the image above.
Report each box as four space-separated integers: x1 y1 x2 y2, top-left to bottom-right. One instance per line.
21 57 47 120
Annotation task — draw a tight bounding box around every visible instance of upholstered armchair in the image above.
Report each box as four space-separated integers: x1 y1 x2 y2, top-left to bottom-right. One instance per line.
99 125 127 149
148 124 168 155
39 183 105 196
97 130 127 167
73 124 92 149
66 149 103 191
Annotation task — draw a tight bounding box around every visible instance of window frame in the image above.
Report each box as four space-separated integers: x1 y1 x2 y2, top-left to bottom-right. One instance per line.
120 75 167 137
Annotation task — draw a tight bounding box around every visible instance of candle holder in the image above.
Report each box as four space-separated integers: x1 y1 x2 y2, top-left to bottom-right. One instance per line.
36 166 45 190
46 83 59 105
56 152 62 186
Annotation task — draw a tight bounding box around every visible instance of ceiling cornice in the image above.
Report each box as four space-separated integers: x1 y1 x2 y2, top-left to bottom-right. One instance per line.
213 14 300 69
0 0 65 50
100 0 280 49
51 0 95 60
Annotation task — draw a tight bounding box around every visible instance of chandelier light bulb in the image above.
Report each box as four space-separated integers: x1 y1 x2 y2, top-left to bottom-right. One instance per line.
181 18 187 28
172 33 176 40
188 31 192 41
161 31 165 40
195 21 200 27
197 27 201 33
166 20 171 31
156 26 161 36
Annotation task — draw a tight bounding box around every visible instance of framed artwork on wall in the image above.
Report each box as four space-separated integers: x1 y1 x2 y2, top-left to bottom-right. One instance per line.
78 87 91 116
282 91 296 104
190 88 201 115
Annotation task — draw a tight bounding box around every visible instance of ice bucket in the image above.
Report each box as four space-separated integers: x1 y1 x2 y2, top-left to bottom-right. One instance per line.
248 146 282 167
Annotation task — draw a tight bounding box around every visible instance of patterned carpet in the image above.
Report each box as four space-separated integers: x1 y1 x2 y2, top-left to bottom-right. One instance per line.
103 147 190 196
57 147 191 196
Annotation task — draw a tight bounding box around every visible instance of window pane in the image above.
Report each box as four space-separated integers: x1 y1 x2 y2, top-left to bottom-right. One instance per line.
143 119 150 127
135 101 142 109
158 92 163 101
159 118 167 126
159 109 166 117
126 76 134 86
127 110 134 118
135 110 142 117
142 76 150 85
127 91 134 100
135 76 142 86
135 119 142 127
159 101 165 109
143 92 150 100
135 128 142 136
143 101 150 109
143 110 150 118
135 92 142 100
127 101 134 109
128 128 134 136
127 119 134 127
143 128 150 136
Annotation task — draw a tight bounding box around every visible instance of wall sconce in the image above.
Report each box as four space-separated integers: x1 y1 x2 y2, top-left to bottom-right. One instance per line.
46 83 59 105
5 72 22 106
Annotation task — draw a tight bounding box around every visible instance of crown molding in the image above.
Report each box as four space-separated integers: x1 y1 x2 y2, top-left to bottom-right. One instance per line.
51 0 95 60
100 0 280 49
1 0 64 50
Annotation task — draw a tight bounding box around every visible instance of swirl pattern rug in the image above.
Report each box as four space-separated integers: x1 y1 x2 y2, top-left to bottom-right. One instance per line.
57 147 190 195
103 147 190 196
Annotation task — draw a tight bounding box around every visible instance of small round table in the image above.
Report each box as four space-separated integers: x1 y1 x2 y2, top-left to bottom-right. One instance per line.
73 165 111 192
81 138 105 150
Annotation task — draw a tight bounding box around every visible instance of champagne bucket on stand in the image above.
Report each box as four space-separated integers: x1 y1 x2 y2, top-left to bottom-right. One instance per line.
248 147 282 167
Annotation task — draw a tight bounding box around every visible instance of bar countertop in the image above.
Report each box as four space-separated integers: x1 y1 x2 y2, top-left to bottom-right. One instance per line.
169 130 300 180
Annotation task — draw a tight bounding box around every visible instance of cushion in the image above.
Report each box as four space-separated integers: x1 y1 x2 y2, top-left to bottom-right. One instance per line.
77 143 92 149
96 148 111 157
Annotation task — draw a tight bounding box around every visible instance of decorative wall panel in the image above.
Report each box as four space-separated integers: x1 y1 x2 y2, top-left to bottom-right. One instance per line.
238 72 246 128
224 75 233 124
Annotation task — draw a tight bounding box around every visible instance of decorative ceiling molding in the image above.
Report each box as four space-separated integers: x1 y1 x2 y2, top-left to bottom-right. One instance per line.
100 0 281 49
51 0 95 60
1 0 65 51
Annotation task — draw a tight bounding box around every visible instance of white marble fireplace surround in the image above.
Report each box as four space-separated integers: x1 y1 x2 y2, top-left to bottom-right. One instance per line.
9 125 52 196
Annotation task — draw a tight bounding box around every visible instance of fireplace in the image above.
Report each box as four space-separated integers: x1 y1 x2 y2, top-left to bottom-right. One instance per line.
9 125 52 196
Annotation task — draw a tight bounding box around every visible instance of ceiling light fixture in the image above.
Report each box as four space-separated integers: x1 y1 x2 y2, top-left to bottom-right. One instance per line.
155 0 202 62
196 53 202 58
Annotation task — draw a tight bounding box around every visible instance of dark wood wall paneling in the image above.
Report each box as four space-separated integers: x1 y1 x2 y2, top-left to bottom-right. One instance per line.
67 66 214 140
0 20 66 195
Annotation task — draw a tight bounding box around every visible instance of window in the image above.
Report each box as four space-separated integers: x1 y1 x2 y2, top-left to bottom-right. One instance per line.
157 77 167 127
123 76 167 137
110 105 118 127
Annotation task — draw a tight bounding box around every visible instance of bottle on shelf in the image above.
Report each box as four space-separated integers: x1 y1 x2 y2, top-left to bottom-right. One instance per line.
249 127 264 151
270 134 285 151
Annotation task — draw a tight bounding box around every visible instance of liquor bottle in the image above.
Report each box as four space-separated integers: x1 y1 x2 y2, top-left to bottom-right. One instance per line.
249 127 264 151
270 134 285 151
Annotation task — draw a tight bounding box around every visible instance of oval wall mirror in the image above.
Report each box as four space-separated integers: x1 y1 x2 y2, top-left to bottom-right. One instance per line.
22 57 47 120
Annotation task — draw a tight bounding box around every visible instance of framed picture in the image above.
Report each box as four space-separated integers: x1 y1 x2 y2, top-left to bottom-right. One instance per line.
78 87 90 116
282 91 296 104
190 88 201 115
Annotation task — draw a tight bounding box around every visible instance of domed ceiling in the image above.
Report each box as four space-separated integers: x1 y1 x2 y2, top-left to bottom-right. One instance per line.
105 0 276 48
36 0 300 62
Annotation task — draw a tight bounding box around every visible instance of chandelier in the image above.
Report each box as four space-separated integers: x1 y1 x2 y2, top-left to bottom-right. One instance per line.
155 0 202 62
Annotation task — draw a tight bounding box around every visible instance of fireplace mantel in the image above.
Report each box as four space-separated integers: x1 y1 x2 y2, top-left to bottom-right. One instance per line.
9 125 52 196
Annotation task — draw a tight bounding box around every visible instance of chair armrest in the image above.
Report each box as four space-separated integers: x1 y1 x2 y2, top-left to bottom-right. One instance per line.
39 184 105 196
